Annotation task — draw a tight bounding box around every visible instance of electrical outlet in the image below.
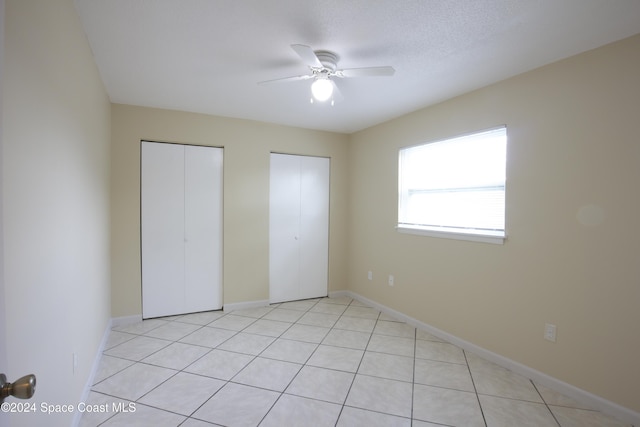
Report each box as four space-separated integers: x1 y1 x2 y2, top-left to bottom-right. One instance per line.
368 271 373 281
388 275 394 286
544 323 557 342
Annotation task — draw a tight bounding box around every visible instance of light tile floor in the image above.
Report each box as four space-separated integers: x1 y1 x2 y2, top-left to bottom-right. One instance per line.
80 297 632 427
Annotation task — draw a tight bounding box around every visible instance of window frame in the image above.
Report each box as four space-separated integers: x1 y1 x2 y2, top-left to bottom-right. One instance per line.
397 126 507 245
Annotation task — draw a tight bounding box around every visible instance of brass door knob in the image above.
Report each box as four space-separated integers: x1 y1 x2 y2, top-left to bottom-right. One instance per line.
0 374 36 403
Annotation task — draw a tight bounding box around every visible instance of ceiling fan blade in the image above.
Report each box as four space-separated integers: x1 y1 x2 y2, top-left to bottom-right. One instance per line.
291 44 323 68
331 80 344 103
257 74 314 85
336 66 395 78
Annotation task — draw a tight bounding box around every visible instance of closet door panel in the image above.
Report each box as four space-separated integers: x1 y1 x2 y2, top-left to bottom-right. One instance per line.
269 154 302 303
184 145 223 312
141 142 186 318
299 156 330 300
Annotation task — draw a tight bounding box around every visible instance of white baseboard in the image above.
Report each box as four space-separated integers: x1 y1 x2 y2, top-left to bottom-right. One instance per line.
111 314 142 327
71 318 113 427
223 299 270 312
343 290 639 426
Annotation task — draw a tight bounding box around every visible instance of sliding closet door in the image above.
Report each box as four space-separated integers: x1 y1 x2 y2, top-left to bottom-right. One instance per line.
269 153 330 303
298 155 330 299
141 142 186 318
141 141 223 318
269 154 302 303
184 145 223 313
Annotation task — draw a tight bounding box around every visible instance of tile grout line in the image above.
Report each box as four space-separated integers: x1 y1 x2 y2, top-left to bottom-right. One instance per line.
531 380 562 427
249 299 323 427
331 297 376 427
410 326 416 427
463 349 488 427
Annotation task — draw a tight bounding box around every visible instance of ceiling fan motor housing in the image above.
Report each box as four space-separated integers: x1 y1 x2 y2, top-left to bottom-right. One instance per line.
314 50 339 71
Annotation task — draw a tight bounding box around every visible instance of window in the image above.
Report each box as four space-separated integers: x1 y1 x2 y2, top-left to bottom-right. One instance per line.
398 126 507 244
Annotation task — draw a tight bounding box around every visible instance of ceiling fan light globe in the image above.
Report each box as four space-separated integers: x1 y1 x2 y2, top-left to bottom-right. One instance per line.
311 79 333 102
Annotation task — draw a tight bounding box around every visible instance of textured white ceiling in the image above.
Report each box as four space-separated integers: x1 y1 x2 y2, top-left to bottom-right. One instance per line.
75 0 640 133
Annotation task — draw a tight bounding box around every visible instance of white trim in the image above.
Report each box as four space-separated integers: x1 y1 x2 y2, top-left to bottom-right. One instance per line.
343 290 640 426
223 299 270 312
111 314 142 327
397 225 505 245
71 318 113 427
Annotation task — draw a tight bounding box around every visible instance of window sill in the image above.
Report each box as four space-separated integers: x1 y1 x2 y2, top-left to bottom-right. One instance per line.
396 225 505 245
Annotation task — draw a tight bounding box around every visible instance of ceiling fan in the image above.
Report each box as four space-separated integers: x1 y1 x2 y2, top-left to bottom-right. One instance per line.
258 44 395 105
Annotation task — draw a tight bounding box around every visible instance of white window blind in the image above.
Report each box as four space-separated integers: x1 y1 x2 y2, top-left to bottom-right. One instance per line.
398 127 507 242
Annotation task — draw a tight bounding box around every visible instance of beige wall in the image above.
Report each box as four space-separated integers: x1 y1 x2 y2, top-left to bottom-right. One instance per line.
348 34 640 412
2 1 111 426
111 105 349 317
